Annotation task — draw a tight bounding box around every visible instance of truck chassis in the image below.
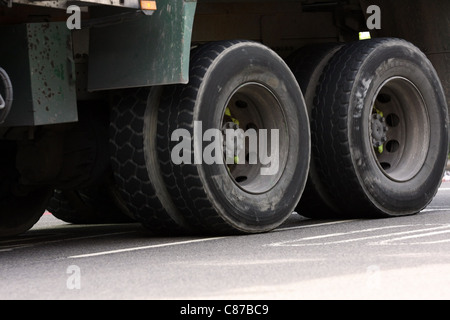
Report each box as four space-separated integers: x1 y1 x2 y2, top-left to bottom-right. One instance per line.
0 0 449 237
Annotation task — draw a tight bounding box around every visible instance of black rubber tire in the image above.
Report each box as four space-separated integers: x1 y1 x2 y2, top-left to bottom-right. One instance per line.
47 180 134 224
287 43 344 218
0 141 51 237
157 40 310 235
313 38 449 218
110 88 193 235
47 102 133 224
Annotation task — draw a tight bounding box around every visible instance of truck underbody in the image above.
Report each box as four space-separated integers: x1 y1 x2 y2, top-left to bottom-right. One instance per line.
0 0 449 237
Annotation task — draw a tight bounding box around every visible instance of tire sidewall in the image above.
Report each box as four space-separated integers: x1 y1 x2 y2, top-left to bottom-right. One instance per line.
349 42 449 214
193 42 310 231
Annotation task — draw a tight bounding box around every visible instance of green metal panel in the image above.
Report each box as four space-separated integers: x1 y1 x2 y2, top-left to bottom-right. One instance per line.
88 0 197 91
0 22 77 127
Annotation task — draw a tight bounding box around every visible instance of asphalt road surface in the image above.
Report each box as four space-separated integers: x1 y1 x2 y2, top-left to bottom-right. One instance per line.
2 182 450 300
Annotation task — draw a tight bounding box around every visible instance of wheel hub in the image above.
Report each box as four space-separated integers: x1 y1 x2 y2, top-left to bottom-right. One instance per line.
371 113 388 150
222 121 245 164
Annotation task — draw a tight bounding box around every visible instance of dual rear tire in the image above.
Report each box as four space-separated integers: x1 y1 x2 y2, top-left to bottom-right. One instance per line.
110 41 311 235
110 38 448 235
290 38 448 219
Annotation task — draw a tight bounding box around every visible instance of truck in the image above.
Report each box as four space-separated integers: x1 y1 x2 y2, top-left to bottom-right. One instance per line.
0 0 449 237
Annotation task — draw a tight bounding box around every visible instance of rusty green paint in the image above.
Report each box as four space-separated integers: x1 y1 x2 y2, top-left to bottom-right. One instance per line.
88 0 197 91
0 22 77 127
54 64 65 81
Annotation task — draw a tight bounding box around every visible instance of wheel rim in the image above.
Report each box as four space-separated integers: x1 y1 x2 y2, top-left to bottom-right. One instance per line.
221 82 289 194
369 77 430 182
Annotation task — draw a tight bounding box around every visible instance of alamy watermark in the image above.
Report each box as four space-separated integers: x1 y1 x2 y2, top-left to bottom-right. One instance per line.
66 265 81 290
171 121 280 176
366 5 381 30
66 5 81 30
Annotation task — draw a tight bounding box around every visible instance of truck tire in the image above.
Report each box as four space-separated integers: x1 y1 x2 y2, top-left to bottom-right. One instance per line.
157 40 310 234
110 88 193 235
0 141 51 237
47 103 133 225
287 43 344 218
47 181 134 224
313 38 449 218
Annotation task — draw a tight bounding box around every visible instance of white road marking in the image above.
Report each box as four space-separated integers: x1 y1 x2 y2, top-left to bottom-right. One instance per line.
276 220 358 232
422 208 450 213
67 221 357 259
296 225 407 241
269 224 450 247
408 238 450 245
67 221 358 259
377 228 450 245
68 237 225 259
